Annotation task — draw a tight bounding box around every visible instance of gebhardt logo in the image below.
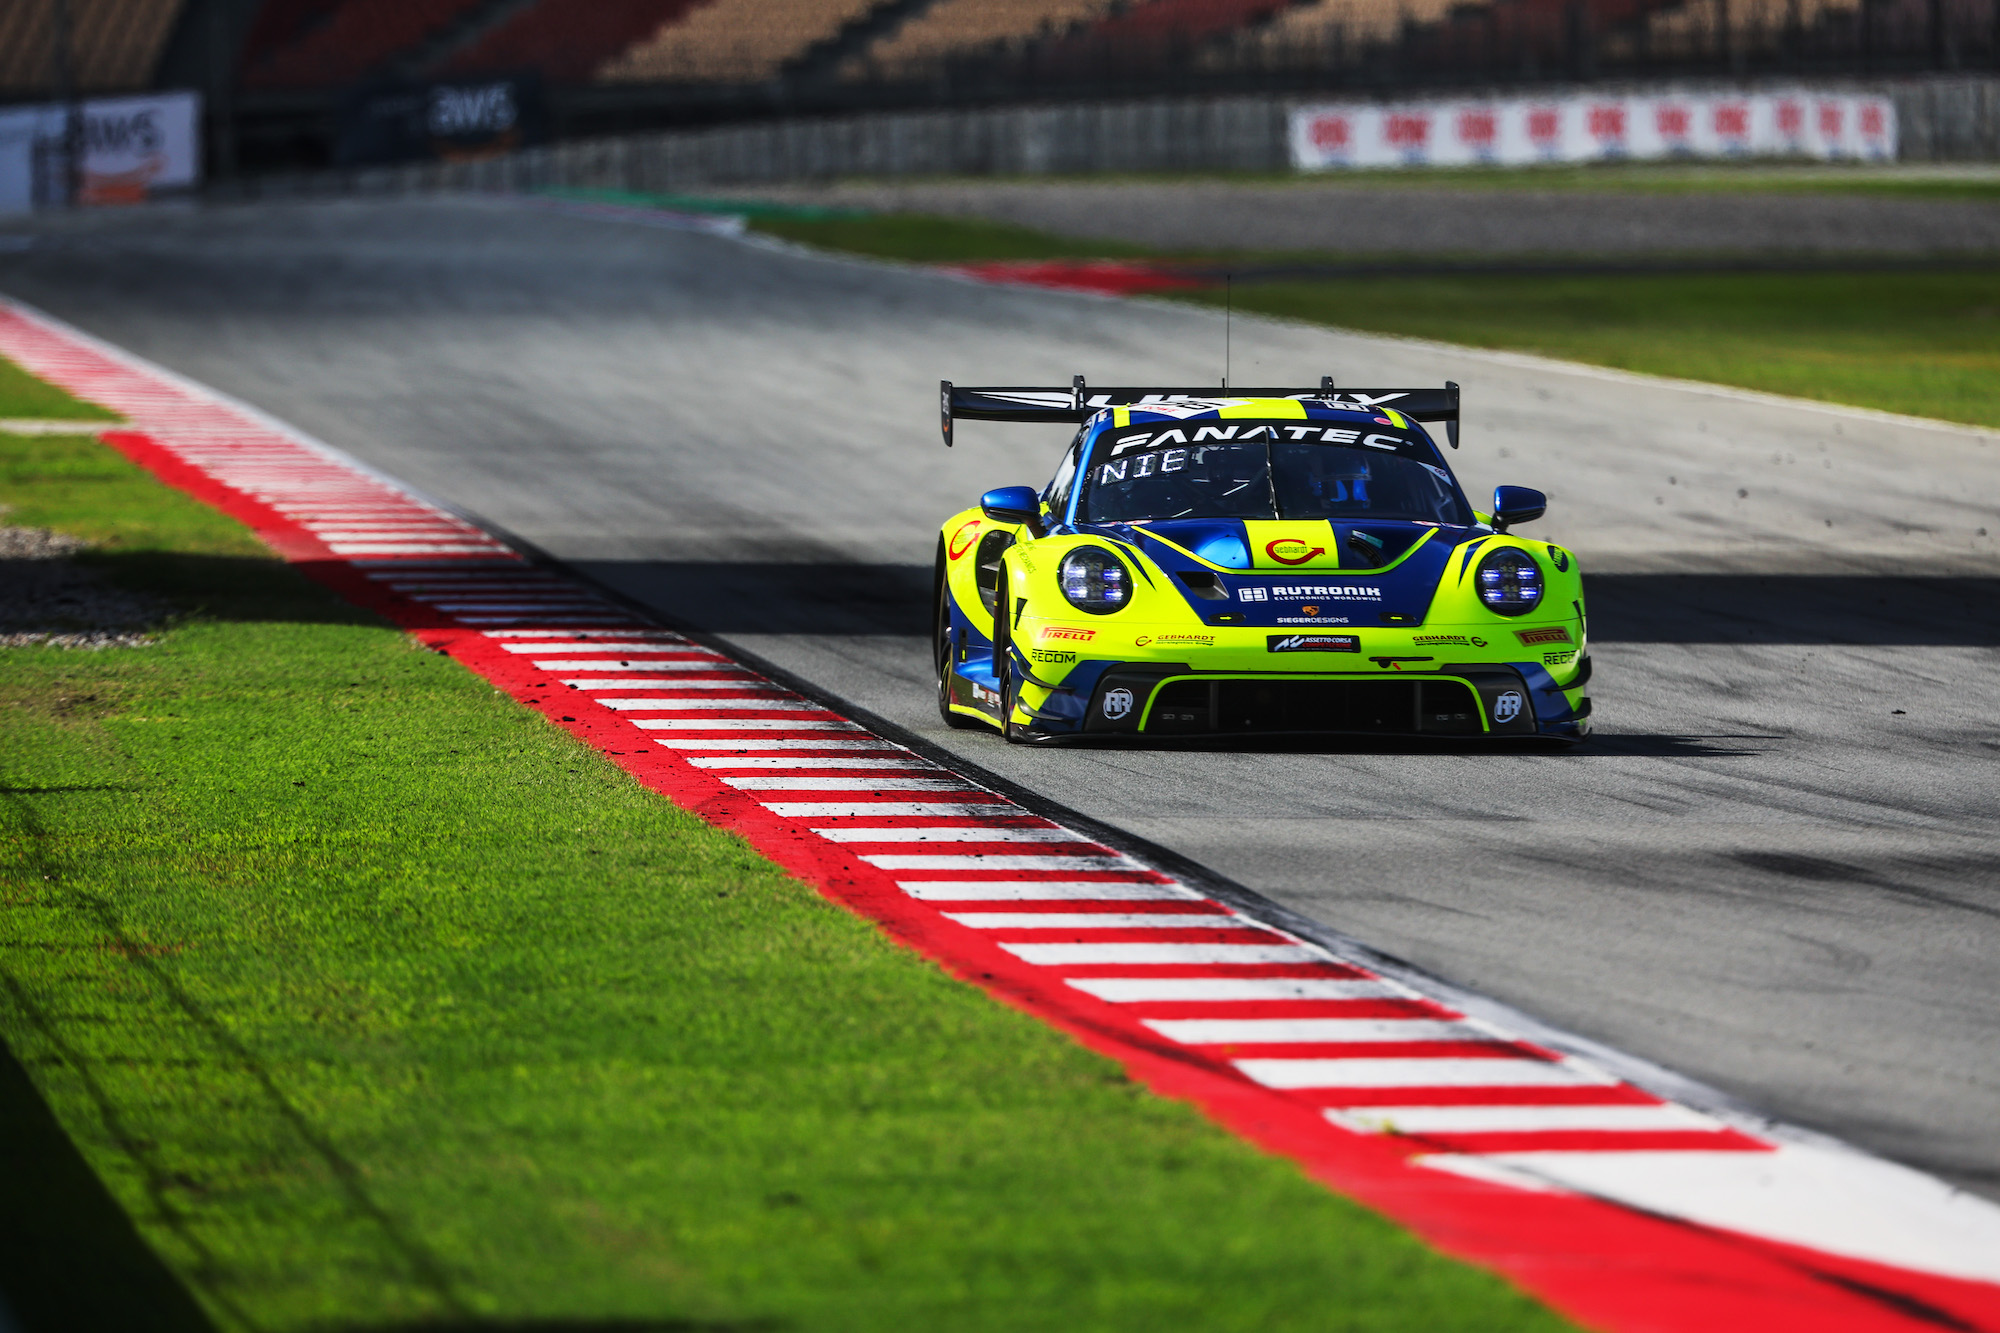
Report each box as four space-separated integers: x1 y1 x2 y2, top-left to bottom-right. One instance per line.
948 519 981 560
1265 537 1325 565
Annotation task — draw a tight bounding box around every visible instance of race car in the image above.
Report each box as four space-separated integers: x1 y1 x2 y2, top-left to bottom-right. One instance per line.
933 377 1590 743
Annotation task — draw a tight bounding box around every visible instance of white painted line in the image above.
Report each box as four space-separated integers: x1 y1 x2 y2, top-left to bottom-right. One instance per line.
722 775 976 791
457 616 633 625
566 679 770 690
1415 1143 2000 1284
1236 1058 1615 1089
901 880 1201 901
485 630 683 639
633 719 865 731
813 826 1078 842
655 738 901 751
1069 977 1398 1002
433 602 611 612
945 912 1251 930
1001 942 1323 965
1331 1104 1718 1135
535 659 729 670
763 802 1013 817
324 540 504 548
861 853 1141 872
688 757 936 770
1146 1018 1492 1044
602 699 824 711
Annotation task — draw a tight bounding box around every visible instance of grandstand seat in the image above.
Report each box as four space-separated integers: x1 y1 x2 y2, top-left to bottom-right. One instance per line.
598 0 885 83
440 0 708 80
243 0 489 90
0 0 186 94
846 0 1126 80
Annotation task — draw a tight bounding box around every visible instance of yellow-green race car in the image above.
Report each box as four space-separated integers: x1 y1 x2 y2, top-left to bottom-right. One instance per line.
934 377 1590 744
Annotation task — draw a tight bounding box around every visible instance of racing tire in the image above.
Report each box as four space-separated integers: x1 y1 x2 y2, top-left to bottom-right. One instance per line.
935 545 982 731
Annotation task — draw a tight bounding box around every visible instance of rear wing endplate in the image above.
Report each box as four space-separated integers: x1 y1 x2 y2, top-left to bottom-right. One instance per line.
941 375 1462 448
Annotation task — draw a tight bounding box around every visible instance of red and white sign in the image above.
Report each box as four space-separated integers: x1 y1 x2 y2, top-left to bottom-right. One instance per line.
1292 89 1895 170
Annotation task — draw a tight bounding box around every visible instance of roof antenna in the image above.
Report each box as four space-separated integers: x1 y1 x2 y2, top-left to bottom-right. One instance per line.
1321 374 1335 397
1072 373 1086 412
1223 273 1232 391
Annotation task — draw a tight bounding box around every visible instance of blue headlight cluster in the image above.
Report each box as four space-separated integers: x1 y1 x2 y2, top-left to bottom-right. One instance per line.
1060 548 1132 614
1476 548 1543 616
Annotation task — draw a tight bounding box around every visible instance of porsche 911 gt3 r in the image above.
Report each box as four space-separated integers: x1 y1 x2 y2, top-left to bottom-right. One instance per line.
933 377 1590 744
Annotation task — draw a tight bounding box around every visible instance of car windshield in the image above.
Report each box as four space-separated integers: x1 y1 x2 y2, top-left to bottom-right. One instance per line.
1079 420 1470 525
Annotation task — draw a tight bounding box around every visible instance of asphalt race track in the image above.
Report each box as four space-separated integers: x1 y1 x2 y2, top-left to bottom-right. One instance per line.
3 195 1996 1202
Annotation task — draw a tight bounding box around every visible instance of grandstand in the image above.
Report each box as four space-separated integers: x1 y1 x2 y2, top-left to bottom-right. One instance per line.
0 0 1976 172
846 0 1125 83
438 0 706 81
241 0 489 89
0 0 186 96
597 0 889 83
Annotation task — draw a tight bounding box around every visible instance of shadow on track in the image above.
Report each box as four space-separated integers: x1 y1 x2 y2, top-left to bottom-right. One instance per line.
577 561 2000 646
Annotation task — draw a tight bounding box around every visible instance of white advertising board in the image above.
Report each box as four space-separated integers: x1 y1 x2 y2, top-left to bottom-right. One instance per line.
0 91 201 213
1291 90 1895 170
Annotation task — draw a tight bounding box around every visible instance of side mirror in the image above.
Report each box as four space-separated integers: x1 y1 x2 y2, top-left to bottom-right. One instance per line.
980 485 1042 531
1492 485 1546 533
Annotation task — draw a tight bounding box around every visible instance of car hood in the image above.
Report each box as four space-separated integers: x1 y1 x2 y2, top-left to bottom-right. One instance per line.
1082 517 1476 626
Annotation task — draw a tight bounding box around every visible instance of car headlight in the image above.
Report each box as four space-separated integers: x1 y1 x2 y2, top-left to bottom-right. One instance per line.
1059 547 1132 614
1476 548 1543 616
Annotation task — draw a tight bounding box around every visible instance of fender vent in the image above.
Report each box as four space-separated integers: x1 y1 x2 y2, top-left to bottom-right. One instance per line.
1176 571 1230 601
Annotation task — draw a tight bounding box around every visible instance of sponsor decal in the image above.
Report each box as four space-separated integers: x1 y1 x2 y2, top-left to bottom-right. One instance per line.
1515 626 1573 647
1492 690 1525 723
1031 648 1077 665
1268 634 1360 653
1143 633 1214 648
1272 584 1382 601
1237 587 1269 603
1276 616 1351 624
1543 649 1578 666
948 518 982 560
972 683 1001 705
1548 546 1571 572
1040 626 1096 643
1102 687 1135 720
1300 605 1320 616
1413 634 1470 647
1265 537 1326 565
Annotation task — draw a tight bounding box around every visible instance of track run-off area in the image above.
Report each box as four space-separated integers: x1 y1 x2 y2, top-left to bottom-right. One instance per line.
2 194 1997 1327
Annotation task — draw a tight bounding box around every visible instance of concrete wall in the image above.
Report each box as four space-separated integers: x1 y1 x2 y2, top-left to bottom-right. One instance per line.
227 76 2000 201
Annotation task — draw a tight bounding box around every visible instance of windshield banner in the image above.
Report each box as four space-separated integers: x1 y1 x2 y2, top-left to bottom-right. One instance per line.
1291 89 1894 170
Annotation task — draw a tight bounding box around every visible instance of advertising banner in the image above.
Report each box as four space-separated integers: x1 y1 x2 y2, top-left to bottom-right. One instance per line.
334 77 547 167
0 91 201 213
1291 90 1895 170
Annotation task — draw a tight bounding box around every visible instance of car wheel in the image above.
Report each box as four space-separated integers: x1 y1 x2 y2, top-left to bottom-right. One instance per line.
935 549 981 731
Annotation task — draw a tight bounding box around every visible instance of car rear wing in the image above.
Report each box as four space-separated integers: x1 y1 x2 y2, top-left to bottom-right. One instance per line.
941 376 1461 448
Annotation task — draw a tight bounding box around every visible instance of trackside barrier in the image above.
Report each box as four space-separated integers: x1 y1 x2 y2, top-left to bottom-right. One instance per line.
213 75 2000 204
1291 90 1896 169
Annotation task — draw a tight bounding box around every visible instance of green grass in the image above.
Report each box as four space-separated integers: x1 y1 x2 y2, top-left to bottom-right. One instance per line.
0 355 121 421
748 213 2000 427
1184 269 2000 426
750 162 2000 200
0 425 1574 1331
755 210 1157 262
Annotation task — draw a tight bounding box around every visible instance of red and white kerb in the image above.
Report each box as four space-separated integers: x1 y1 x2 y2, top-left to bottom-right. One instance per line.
4 296 1998 1333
